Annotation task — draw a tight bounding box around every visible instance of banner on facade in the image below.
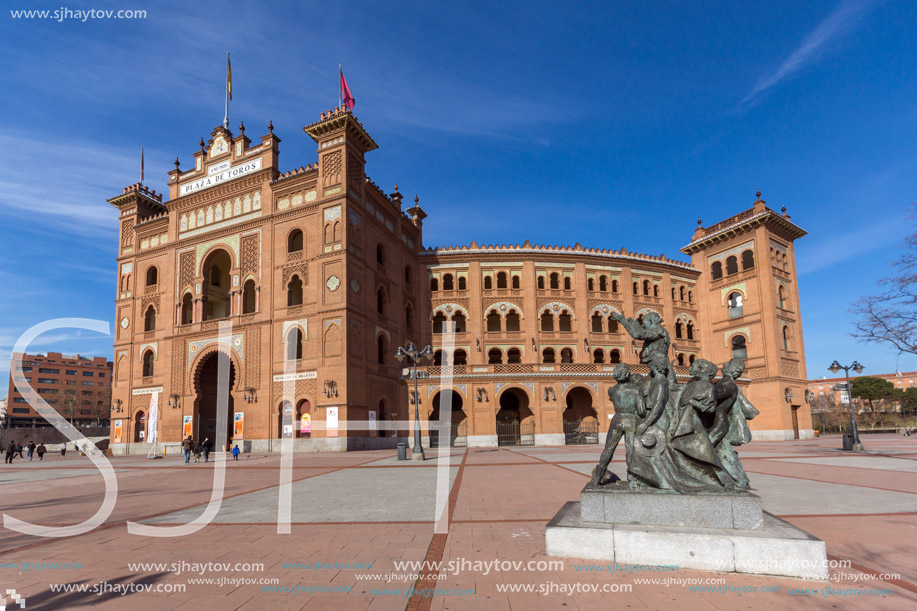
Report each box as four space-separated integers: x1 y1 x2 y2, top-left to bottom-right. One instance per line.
233 412 244 439
368 410 377 437
326 407 338 437
300 413 311 434
113 420 122 443
183 415 193 438
146 391 160 458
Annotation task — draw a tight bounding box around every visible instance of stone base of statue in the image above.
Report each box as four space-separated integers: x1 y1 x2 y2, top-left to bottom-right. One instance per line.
545 482 828 580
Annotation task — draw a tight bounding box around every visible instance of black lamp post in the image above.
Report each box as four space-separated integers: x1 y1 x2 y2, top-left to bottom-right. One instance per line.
395 342 433 461
829 360 864 451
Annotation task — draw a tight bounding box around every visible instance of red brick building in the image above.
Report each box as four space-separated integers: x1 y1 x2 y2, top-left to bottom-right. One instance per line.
7 352 112 427
107 108 812 453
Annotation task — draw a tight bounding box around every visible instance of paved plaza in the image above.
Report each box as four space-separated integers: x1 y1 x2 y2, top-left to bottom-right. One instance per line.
0 435 915 610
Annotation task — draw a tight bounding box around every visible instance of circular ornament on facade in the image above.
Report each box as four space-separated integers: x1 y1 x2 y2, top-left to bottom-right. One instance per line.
305 190 317 202
232 336 242 348
350 278 360 293
553 304 560 311
120 317 129 329
500 304 507 311
602 306 609 313
445 306 453 313
326 275 340 291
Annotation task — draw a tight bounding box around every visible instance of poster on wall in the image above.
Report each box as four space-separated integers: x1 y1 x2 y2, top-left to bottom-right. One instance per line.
233 412 244 439
300 413 311 435
368 410 377 437
326 406 338 437
113 420 123 443
183 415 193 438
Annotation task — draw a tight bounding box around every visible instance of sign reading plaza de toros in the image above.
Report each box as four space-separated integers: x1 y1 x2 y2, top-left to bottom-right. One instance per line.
180 157 262 196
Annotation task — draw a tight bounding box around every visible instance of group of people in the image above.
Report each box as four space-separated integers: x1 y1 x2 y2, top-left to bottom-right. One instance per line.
180 436 242 462
592 311 759 493
4 440 48 463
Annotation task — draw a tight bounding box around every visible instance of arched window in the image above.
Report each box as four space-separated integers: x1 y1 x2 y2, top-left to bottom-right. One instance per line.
376 244 385 266
511 275 520 289
287 275 303 306
563 277 571 290
134 411 146 442
599 276 608 292
637 314 644 325
542 348 556 364
742 249 754 270
144 306 156 331
560 348 574 363
593 349 605 364
550 273 560 289
782 253 789 271
496 272 507 289
671 287 676 300
537 276 545 289
608 317 619 333
433 350 443 366
633 281 638 295
452 312 467 332
484 276 493 290
711 261 723 280
783 326 790 350
488 348 503 364
677 353 685 366
675 320 683 339
487 310 502 332
507 348 521 364
689 354 696 364
377 334 387 364
653 284 659 297
433 312 446 334
287 327 303 361
588 278 595 291
688 290 693 303
612 279 618 293
288 229 303 253
643 280 650 296
454 349 468 366
142 350 154 377
202 249 232 320
404 266 412 284
731 335 747 360
146 266 158 286
686 322 695 340
591 313 603 333
376 287 385 314
726 256 738 275
728 292 743 318
181 293 193 325
405 304 414 330
506 309 520 332
541 311 554 331
443 274 454 291
242 279 256 314
458 277 467 290
778 285 787 309
609 349 621 364
558 311 572 332
431 277 439 292
679 286 685 301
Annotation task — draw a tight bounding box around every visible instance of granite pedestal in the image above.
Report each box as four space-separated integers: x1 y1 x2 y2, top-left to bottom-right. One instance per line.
545 483 828 580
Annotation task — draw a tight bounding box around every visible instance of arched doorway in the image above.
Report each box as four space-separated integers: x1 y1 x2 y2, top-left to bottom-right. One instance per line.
278 400 294 438
134 411 146 442
297 399 312 438
202 249 232 320
429 390 468 447
195 351 236 447
496 388 534 446
563 387 598 444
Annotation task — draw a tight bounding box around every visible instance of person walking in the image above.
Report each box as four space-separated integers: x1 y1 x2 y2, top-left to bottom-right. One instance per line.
16 443 24 459
60 443 67 457
27 441 36 461
201 438 212 463
5 441 16 464
231 444 240 461
182 436 194 464
36 444 46 461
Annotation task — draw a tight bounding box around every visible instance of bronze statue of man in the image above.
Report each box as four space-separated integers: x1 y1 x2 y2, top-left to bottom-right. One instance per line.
711 358 759 489
610 311 670 365
591 364 646 486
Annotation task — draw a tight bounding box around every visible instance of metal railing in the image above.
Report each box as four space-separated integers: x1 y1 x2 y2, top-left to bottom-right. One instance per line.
429 421 468 448
496 420 535 446
564 419 599 445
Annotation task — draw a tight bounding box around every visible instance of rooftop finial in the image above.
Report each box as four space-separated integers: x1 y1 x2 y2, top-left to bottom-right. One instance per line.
756 189 761 199
697 217 702 226
239 120 245 134
199 137 205 150
414 194 419 204
174 157 180 170
781 205 787 214
394 183 399 192
268 120 273 134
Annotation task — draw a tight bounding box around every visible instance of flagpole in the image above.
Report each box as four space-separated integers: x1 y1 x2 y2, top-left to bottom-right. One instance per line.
140 146 144 184
339 64 343 110
224 51 230 129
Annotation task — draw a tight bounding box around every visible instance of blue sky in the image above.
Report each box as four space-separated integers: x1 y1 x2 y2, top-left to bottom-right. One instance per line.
1 0 915 391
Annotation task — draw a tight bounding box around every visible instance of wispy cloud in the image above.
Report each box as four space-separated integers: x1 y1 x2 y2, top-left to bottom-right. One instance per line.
796 217 906 275
739 0 874 108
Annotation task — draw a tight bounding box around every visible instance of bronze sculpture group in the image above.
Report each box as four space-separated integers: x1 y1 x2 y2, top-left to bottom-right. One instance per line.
591 311 759 493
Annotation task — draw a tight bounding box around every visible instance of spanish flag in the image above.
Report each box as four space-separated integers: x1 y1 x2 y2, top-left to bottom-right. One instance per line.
226 52 232 101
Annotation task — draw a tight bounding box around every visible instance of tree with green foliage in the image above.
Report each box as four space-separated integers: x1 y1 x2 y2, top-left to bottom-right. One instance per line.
850 376 897 411
900 387 917 414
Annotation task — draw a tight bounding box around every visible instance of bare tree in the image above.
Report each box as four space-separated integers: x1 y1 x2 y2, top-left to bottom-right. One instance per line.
852 207 917 355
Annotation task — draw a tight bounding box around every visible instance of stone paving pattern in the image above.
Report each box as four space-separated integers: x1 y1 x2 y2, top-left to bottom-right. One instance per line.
0 435 914 609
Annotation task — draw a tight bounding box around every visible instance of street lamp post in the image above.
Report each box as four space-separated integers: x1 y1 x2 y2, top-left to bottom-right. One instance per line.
395 342 433 461
829 360 864 451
